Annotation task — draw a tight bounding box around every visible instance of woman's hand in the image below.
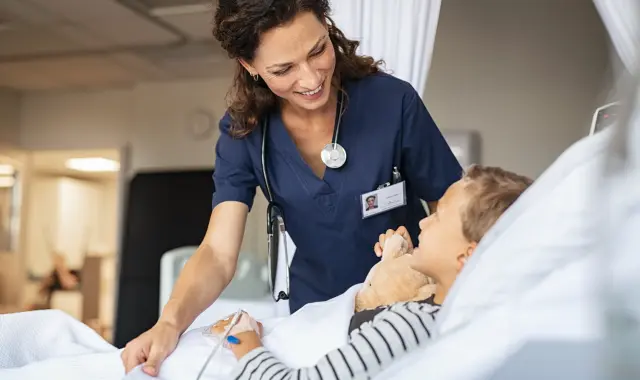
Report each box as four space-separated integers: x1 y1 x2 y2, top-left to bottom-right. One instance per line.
373 226 413 257
120 320 181 376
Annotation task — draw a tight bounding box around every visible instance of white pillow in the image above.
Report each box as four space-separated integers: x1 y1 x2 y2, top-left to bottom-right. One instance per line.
436 128 613 334
376 252 601 380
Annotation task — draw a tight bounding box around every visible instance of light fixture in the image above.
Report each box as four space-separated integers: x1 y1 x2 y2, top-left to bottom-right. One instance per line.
0 164 15 175
0 176 15 188
65 157 120 172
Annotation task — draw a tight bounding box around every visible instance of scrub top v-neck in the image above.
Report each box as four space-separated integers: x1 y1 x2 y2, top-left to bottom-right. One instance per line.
212 72 462 313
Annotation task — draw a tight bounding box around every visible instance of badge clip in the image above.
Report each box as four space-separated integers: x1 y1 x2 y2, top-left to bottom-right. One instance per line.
392 167 402 184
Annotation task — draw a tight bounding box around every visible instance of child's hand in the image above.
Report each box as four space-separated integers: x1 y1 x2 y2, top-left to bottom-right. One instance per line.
210 312 263 340
210 312 264 359
373 226 413 257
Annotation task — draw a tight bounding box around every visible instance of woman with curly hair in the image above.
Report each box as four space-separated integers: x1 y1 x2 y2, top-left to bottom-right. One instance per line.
121 0 461 375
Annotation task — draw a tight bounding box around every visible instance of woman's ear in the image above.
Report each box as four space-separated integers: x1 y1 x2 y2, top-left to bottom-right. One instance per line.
238 59 257 76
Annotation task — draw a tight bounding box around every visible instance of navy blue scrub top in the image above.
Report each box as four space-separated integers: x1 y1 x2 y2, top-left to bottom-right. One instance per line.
212 72 462 313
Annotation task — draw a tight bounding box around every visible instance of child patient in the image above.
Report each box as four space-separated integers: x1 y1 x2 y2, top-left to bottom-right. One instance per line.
212 165 533 380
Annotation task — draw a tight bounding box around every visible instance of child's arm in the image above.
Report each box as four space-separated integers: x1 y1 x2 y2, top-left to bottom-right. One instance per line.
229 302 440 380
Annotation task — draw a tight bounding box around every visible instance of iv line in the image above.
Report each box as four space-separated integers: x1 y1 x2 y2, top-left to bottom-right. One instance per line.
195 309 244 380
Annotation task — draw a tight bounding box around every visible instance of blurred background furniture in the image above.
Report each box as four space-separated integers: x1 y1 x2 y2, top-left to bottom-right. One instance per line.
160 246 275 331
114 170 213 348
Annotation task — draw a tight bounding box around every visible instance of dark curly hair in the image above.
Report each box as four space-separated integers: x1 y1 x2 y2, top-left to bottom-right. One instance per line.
213 0 383 137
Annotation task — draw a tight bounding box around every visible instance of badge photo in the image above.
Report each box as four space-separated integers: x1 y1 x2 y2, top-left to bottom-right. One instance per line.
361 181 407 219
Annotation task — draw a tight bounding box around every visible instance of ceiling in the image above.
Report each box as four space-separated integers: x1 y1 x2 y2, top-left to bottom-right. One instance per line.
31 149 120 180
0 0 233 91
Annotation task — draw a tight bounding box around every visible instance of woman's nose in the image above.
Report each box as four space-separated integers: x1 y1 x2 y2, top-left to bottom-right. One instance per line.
297 63 322 89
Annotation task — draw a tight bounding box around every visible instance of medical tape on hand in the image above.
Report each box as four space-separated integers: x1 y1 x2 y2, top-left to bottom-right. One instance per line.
224 314 261 344
195 309 243 380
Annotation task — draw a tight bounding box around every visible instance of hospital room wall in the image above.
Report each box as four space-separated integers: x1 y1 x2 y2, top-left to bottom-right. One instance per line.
0 89 20 149
16 0 613 179
425 0 614 178
18 73 268 261
10 0 611 260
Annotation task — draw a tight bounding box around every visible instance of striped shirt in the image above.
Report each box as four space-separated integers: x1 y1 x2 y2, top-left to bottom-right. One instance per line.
230 301 441 380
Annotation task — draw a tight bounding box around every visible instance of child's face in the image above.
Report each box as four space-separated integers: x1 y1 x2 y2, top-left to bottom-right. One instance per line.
410 180 476 281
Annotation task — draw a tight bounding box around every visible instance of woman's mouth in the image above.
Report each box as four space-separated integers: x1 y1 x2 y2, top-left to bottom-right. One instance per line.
296 83 324 100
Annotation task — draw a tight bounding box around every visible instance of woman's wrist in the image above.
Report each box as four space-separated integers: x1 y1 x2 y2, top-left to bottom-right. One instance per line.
229 331 263 359
159 299 188 333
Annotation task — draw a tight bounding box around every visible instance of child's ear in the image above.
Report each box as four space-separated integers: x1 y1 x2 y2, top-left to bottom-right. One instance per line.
466 241 478 258
456 242 477 271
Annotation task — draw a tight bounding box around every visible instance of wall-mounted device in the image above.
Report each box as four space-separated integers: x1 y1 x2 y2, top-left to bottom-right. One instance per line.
590 102 620 136
187 108 215 140
442 130 482 168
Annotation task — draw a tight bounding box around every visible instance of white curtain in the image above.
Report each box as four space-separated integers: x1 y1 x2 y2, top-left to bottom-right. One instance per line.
594 0 640 377
330 0 442 97
593 0 639 75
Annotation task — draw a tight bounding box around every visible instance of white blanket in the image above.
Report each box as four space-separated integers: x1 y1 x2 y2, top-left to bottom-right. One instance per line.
0 310 124 380
127 284 359 380
0 285 360 380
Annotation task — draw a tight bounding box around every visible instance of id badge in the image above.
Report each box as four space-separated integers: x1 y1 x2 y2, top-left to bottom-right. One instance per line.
361 181 407 219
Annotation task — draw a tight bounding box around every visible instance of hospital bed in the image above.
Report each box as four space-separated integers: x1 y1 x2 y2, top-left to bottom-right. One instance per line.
1 93 637 380
159 247 277 331
116 107 631 380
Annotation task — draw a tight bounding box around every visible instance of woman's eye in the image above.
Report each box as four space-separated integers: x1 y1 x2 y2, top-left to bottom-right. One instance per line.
270 43 326 76
310 43 326 57
272 67 292 76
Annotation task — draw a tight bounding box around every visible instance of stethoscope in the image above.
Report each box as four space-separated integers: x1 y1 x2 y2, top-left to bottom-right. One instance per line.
262 91 347 302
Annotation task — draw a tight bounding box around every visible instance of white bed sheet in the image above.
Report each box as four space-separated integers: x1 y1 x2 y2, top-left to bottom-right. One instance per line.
127 284 359 380
0 285 360 380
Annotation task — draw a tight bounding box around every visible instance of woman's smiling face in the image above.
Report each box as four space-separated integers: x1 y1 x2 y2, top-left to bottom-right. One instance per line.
240 11 337 111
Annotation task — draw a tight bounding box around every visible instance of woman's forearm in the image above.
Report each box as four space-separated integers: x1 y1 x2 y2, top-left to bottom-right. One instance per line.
160 243 236 333
162 202 248 333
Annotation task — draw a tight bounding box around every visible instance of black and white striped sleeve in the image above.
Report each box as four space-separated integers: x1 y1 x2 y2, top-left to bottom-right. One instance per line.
230 302 440 380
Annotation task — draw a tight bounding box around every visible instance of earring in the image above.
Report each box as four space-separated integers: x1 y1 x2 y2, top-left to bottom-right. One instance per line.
252 74 259 82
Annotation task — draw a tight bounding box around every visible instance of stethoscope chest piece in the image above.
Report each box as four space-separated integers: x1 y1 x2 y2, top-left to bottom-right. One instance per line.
321 143 347 169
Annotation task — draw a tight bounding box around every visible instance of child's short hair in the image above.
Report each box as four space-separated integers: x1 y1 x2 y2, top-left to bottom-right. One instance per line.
460 164 533 242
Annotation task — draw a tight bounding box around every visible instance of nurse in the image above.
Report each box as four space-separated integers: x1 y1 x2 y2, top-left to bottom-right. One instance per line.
121 0 461 375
